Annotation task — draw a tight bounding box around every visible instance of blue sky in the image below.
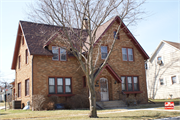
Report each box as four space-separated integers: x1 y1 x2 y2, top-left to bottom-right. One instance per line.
0 0 179 83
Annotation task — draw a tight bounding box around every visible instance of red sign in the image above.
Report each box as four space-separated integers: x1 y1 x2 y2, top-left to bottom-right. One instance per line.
165 102 174 109
5 89 8 91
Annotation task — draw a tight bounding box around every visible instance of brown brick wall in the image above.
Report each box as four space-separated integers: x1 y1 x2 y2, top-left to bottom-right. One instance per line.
15 36 32 107
92 21 148 103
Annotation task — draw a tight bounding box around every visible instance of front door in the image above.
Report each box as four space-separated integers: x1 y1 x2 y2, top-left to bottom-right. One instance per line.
100 78 109 101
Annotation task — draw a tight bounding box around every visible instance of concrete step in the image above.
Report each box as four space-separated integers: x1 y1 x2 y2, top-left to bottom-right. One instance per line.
96 100 127 109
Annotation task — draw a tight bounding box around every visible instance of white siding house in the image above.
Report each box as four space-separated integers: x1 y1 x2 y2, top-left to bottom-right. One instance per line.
146 40 180 99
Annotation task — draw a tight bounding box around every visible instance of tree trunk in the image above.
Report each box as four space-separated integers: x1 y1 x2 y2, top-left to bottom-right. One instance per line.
89 83 98 118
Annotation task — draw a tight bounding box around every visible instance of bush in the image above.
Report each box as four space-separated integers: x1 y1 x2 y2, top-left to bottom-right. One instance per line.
43 96 59 110
31 95 45 111
65 94 89 109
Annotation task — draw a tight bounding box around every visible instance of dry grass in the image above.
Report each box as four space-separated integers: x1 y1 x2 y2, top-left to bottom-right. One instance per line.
0 102 6 107
0 109 180 120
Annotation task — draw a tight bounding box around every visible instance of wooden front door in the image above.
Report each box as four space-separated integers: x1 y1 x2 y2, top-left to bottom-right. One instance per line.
100 78 109 101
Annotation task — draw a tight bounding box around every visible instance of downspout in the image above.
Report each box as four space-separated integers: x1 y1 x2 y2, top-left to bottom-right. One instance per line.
32 55 34 110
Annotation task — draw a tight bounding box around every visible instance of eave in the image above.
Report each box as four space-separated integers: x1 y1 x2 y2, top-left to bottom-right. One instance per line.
11 23 22 70
95 63 122 83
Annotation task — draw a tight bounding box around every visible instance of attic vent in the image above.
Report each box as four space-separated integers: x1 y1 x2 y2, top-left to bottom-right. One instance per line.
157 60 162 65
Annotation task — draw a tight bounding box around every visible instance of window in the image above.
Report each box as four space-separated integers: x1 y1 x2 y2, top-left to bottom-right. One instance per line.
133 77 139 90
25 49 28 64
22 37 24 45
57 78 63 93
48 77 71 94
159 79 164 85
18 56 21 69
52 46 67 61
122 48 134 61
52 46 59 60
18 83 21 97
157 56 162 61
65 78 71 93
171 76 176 84
121 77 126 91
121 76 139 91
83 76 86 87
25 79 29 96
49 78 55 93
101 46 107 59
113 30 119 39
127 77 132 91
60 48 66 61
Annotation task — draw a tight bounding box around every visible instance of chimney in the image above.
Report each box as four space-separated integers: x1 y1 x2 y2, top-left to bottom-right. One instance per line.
83 18 88 30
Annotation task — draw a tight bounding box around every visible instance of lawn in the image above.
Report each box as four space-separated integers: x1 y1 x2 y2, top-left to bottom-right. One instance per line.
128 99 180 109
0 99 179 120
0 109 180 120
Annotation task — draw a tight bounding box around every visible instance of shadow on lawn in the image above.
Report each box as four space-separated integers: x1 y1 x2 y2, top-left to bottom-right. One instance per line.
99 113 162 119
0 113 8 115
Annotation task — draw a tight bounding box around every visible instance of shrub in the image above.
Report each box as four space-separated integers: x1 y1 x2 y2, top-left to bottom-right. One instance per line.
66 94 89 109
31 95 45 111
43 96 59 110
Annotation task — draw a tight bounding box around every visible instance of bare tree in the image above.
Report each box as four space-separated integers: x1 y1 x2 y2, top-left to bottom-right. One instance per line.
27 0 146 117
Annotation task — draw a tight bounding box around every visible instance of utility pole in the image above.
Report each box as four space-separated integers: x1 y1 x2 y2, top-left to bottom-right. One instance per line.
5 82 6 111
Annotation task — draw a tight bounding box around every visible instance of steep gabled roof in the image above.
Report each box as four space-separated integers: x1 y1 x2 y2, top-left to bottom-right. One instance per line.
164 40 180 50
83 16 149 60
11 21 88 69
149 40 180 62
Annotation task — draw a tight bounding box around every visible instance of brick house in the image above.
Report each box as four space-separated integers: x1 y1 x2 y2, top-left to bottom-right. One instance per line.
11 16 149 108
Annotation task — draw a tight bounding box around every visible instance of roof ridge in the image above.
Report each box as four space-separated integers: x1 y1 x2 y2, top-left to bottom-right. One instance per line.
163 40 180 44
20 20 88 31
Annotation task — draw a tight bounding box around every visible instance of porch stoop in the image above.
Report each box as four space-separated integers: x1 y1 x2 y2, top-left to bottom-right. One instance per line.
96 100 127 109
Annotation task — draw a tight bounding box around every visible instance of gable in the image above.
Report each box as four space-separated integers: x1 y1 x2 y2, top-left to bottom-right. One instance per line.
84 16 149 60
149 40 180 62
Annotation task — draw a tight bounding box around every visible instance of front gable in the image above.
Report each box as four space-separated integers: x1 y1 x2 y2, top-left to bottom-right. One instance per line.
92 16 149 60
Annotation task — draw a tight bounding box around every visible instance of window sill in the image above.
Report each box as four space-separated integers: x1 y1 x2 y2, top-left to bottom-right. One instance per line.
48 94 74 97
123 91 143 94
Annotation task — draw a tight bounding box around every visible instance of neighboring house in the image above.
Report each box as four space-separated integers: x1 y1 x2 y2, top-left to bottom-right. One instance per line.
11 16 149 108
0 86 4 102
146 40 180 99
0 83 13 102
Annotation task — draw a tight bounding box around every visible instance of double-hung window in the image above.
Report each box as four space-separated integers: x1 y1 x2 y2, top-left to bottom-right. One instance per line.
49 77 71 94
57 78 63 93
101 46 107 59
52 46 59 60
18 83 21 97
25 79 29 96
18 56 21 69
49 78 55 93
121 77 126 91
121 76 139 91
52 46 66 61
160 79 164 85
25 49 28 64
171 76 176 84
60 48 66 61
113 30 119 39
122 48 134 61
